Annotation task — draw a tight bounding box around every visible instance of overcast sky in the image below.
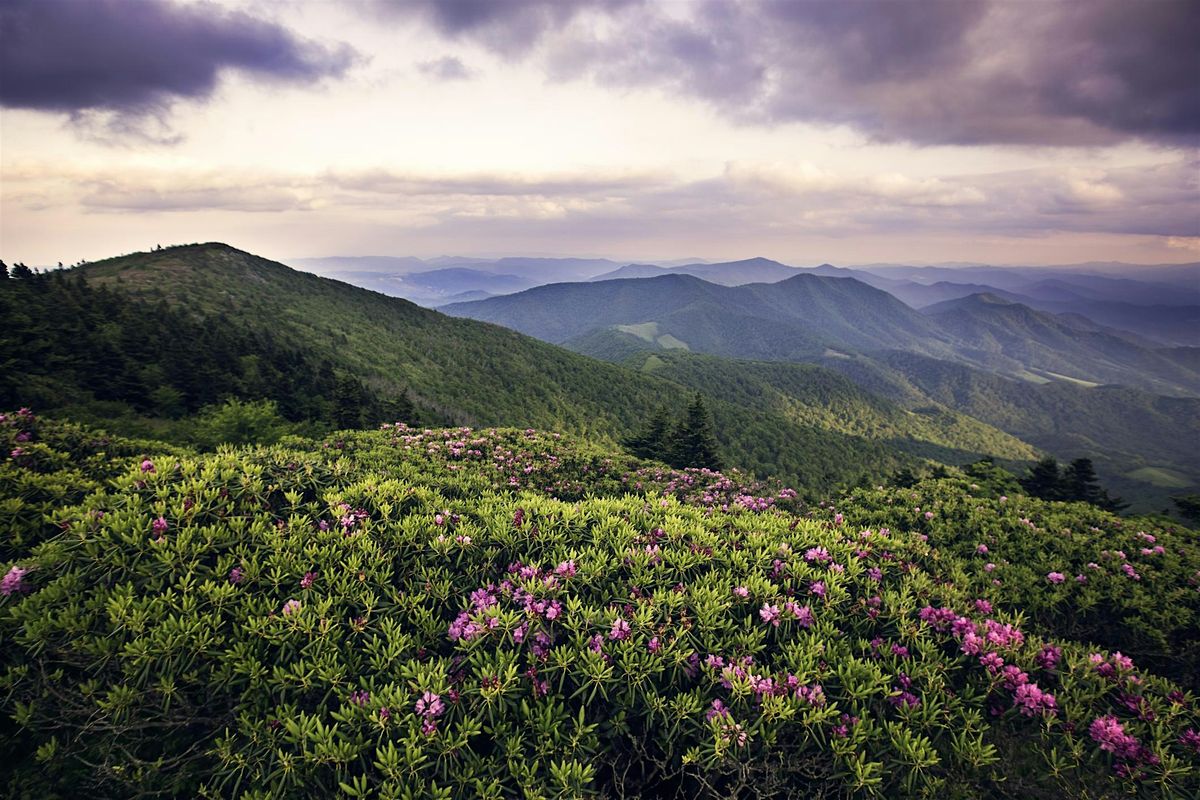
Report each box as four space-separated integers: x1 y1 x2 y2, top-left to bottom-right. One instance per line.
1 0 1197 267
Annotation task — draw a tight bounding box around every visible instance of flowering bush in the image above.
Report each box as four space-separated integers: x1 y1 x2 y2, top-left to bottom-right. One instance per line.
824 474 1200 689
1 416 1198 798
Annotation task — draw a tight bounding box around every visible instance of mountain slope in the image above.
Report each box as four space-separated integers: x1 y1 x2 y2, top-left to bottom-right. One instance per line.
61 243 1035 492
445 272 959 358
923 293 1200 394
817 350 1200 511
566 336 1035 465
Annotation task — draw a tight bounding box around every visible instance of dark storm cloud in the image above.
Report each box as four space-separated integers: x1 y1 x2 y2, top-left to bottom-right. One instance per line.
0 0 357 115
390 0 1200 146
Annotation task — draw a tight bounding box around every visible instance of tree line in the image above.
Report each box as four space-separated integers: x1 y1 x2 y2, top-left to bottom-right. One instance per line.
622 394 724 470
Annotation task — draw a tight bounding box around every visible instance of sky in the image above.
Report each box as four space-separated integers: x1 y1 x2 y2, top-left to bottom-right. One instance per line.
1 0 1198 268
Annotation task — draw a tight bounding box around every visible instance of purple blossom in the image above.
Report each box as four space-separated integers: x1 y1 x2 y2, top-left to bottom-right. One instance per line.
809 581 826 599
1046 572 1065 584
609 617 631 641
282 598 302 616
152 516 169 537
349 689 370 707
759 603 781 626
300 571 316 590
415 691 445 719
1012 682 1057 717
732 585 749 599
706 699 730 721
140 459 155 473
1089 715 1141 760
228 566 244 585
647 636 661 654
1 565 27 596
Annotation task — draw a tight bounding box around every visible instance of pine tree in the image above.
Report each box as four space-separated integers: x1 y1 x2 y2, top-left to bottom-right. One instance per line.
669 394 722 470
623 406 672 460
11 262 34 280
0 260 8 279
1021 456 1063 501
1173 494 1200 524
1062 458 1102 504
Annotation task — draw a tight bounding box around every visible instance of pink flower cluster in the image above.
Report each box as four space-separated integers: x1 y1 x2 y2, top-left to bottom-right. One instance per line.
415 691 445 736
1 565 27 596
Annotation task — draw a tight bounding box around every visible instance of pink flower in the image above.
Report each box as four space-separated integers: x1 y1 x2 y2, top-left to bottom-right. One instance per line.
1089 715 1140 759
706 699 730 721
228 566 244 584
281 598 302 616
648 637 661 654
1013 683 1057 717
415 690 445 719
976 544 989 555
759 603 782 626
609 617 631 641
1 565 27 596
809 580 826 598
300 571 316 589
140 459 155 473
732 585 749 599
152 516 169 537
1046 572 1065 585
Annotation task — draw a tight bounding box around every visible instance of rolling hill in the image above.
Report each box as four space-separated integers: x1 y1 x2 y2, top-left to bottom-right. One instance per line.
10 243 1039 494
444 272 960 359
922 293 1200 395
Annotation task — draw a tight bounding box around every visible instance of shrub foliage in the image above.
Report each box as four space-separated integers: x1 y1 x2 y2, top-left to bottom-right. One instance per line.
1 411 1198 798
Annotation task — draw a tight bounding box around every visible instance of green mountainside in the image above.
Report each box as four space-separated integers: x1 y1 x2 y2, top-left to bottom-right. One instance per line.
0 244 1035 496
923 293 1200 395
444 272 959 358
819 351 1200 512
448 274 1198 511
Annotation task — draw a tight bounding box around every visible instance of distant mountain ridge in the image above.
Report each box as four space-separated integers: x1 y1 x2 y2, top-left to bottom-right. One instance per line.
444 274 1200 394
45 243 1039 494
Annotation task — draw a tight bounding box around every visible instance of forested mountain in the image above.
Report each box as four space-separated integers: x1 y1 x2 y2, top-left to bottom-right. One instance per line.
1 243 1040 496
922 293 1200 395
445 270 1198 510
445 272 959 358
817 350 1200 512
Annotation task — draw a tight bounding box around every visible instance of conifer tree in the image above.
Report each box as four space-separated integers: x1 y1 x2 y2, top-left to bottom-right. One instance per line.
669 394 723 470
0 260 8 279
1173 494 1200 524
623 406 672 460
1021 456 1063 501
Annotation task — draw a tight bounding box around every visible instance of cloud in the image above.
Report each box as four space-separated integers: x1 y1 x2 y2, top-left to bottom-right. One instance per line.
383 0 1199 146
12 157 1194 245
415 56 475 81
0 0 357 139
369 0 640 55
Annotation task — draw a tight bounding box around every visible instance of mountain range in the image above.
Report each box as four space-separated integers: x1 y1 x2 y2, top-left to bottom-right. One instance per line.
4 243 1054 497
7 243 1196 512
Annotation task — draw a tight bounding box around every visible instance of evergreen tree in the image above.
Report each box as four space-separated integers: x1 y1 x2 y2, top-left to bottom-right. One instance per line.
1172 494 1200 524
1062 458 1103 504
11 262 34 280
668 394 723 470
622 406 672 460
1021 456 1063 501
0 260 8 280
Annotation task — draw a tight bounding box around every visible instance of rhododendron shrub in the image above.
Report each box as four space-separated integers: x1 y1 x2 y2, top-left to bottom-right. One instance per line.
827 476 1200 689
0 417 1197 798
